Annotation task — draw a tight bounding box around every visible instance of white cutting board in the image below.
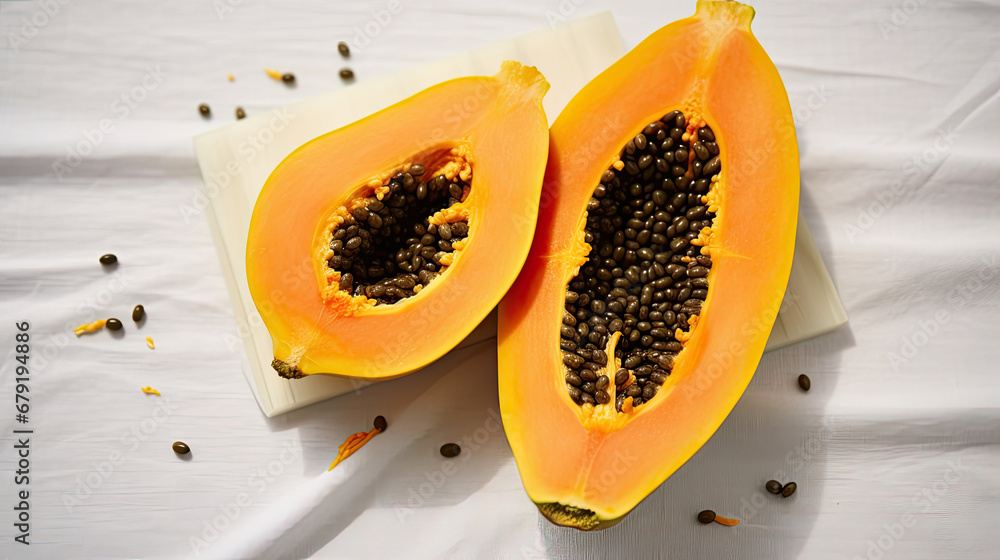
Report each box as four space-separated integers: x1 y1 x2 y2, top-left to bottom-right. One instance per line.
192 11 846 417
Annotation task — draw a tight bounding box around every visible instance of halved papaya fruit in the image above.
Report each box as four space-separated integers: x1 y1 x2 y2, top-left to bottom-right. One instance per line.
247 61 549 379
498 1 799 529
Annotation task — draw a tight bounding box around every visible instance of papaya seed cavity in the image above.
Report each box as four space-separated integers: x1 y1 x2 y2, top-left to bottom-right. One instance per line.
321 149 474 308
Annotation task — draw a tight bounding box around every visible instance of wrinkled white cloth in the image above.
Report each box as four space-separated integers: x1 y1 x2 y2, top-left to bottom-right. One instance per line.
1 1 998 559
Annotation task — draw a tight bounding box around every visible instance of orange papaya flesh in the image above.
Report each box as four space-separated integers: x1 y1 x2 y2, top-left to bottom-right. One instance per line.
247 61 550 380
498 1 799 529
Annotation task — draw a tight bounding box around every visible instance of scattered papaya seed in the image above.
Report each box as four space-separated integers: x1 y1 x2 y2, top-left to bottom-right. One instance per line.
339 68 354 80
235 106 246 120
227 73 235 82
141 386 161 396
765 480 782 494
106 318 123 331
74 319 106 336
328 416 386 470
440 443 461 458
337 41 350 57
132 305 145 322
198 103 211 118
781 482 797 497
172 441 191 454
281 73 295 84
99 253 118 265
145 336 155 349
798 374 811 391
698 510 739 526
265 68 283 81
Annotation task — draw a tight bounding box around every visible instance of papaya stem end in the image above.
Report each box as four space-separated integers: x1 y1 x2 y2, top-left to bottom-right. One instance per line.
272 358 304 379
536 503 623 531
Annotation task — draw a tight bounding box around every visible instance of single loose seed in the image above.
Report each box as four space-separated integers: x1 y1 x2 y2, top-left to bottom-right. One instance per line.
106 318 123 331
373 415 387 431
440 443 461 458
172 442 190 455
781 482 797 497
798 374 811 391
198 104 210 117
337 41 350 56
340 68 354 80
132 305 145 322
698 510 740 526
235 107 246 120
766 480 782 494
281 73 295 83
99 254 118 265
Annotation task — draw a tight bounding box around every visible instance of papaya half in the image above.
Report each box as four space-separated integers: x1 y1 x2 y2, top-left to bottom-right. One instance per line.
247 61 549 379
498 1 799 529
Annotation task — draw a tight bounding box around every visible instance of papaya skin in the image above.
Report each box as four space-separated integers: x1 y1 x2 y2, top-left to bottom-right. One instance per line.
247 61 549 380
498 1 798 528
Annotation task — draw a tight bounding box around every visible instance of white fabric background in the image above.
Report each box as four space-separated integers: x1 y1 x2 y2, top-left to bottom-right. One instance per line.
1 1 999 559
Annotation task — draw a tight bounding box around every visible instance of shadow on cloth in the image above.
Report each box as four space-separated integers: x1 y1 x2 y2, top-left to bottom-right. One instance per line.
204 340 506 560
